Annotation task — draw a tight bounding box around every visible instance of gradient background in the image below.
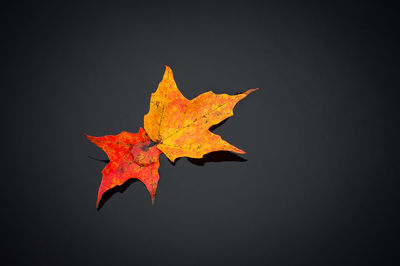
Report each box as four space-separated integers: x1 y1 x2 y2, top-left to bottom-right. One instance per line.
2 1 399 265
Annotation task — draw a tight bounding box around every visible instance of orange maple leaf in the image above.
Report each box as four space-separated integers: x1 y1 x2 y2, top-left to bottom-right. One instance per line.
84 128 162 207
144 66 258 162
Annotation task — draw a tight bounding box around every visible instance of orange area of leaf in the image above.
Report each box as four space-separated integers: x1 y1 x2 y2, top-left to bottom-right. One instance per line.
84 128 162 207
144 66 258 162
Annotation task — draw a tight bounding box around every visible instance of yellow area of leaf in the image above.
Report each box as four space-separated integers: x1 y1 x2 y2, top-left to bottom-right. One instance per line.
144 66 258 162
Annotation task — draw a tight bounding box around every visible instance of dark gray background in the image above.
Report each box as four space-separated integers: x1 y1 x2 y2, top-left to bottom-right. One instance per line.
2 1 399 265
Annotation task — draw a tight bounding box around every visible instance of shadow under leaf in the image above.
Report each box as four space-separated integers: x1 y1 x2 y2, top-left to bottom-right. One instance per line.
209 117 230 132
88 156 109 164
187 151 247 166
97 178 139 210
169 157 182 166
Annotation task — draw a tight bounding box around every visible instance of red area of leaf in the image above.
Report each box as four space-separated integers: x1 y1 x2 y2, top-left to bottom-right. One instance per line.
84 128 162 207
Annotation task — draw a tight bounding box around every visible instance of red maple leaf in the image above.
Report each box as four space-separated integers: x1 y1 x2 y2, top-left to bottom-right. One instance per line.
84 128 162 207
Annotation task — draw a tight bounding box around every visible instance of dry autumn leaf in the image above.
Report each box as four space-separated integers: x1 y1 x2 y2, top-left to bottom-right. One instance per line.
144 66 258 162
85 128 162 207
85 66 257 207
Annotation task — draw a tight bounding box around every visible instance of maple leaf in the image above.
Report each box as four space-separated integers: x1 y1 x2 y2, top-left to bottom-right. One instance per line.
84 128 162 207
85 66 257 208
144 66 258 162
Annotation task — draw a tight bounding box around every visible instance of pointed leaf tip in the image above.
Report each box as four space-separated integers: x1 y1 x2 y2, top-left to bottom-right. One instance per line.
244 88 259 95
163 65 174 81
